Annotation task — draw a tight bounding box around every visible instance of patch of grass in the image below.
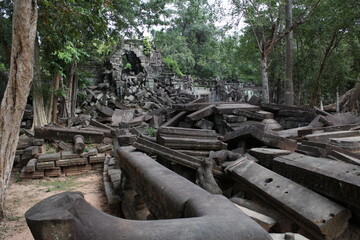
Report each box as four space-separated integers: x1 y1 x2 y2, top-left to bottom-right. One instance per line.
40 177 83 192
45 143 56 153
145 127 156 137
15 172 20 182
7 216 21 221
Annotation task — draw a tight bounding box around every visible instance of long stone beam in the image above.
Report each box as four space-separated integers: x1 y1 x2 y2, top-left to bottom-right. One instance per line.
272 153 360 209
133 137 224 177
25 147 271 240
226 159 351 240
34 126 104 143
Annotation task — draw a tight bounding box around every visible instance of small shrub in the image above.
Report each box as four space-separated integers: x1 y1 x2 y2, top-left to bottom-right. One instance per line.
123 63 132 71
145 127 156 137
142 36 152 56
163 57 185 77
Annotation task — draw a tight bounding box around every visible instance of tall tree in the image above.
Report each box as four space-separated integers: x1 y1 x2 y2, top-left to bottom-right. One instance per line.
284 0 294 105
229 0 321 103
0 0 37 220
153 0 223 79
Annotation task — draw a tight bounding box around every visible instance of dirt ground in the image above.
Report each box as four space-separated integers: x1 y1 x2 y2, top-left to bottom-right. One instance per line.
0 171 109 240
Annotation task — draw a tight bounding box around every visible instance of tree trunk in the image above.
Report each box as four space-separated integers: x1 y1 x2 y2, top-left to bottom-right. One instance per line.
71 72 78 117
260 54 270 103
32 35 49 128
311 30 344 106
51 73 61 123
65 63 77 117
0 0 37 220
284 0 294 106
349 80 360 113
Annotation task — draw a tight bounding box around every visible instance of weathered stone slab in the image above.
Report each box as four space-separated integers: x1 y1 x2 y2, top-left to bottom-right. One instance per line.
305 130 360 143
20 167 44 179
226 159 351 240
111 109 135 127
97 144 112 153
329 136 360 152
262 119 283 132
91 163 103 171
158 136 227 151
58 141 73 151
90 119 115 131
216 103 260 114
178 150 210 158
133 137 223 177
296 144 323 157
24 146 38 157
233 204 277 232
117 134 136 146
45 168 62 177
277 110 316 123
60 151 79 159
225 115 247 123
57 158 87 167
149 115 161 128
273 153 360 209
233 109 273 120
35 126 104 143
327 150 360 166
25 158 37 173
129 115 145 127
261 103 312 112
36 161 55 171
80 148 97 158
194 119 213 130
97 105 114 117
319 112 360 126
37 153 61 162
89 153 106 163
173 102 225 111
186 105 215 121
249 148 291 169
162 111 187 127
63 166 80 176
230 196 296 233
158 126 218 140
78 164 92 172
222 124 297 152
55 159 71 167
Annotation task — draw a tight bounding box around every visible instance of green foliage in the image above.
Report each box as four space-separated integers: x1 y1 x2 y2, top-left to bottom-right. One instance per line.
7 216 21 221
163 57 185 77
145 127 157 137
142 36 152 56
153 0 223 79
53 87 70 98
123 63 132 71
54 42 89 64
0 63 6 72
78 70 93 89
92 37 119 59
15 172 21 182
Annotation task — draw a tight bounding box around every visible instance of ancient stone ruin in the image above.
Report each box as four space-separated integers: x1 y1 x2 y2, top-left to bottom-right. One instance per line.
12 40 360 240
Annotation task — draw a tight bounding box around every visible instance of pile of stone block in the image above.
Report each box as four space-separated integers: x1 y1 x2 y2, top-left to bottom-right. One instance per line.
20 144 113 179
13 135 45 173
